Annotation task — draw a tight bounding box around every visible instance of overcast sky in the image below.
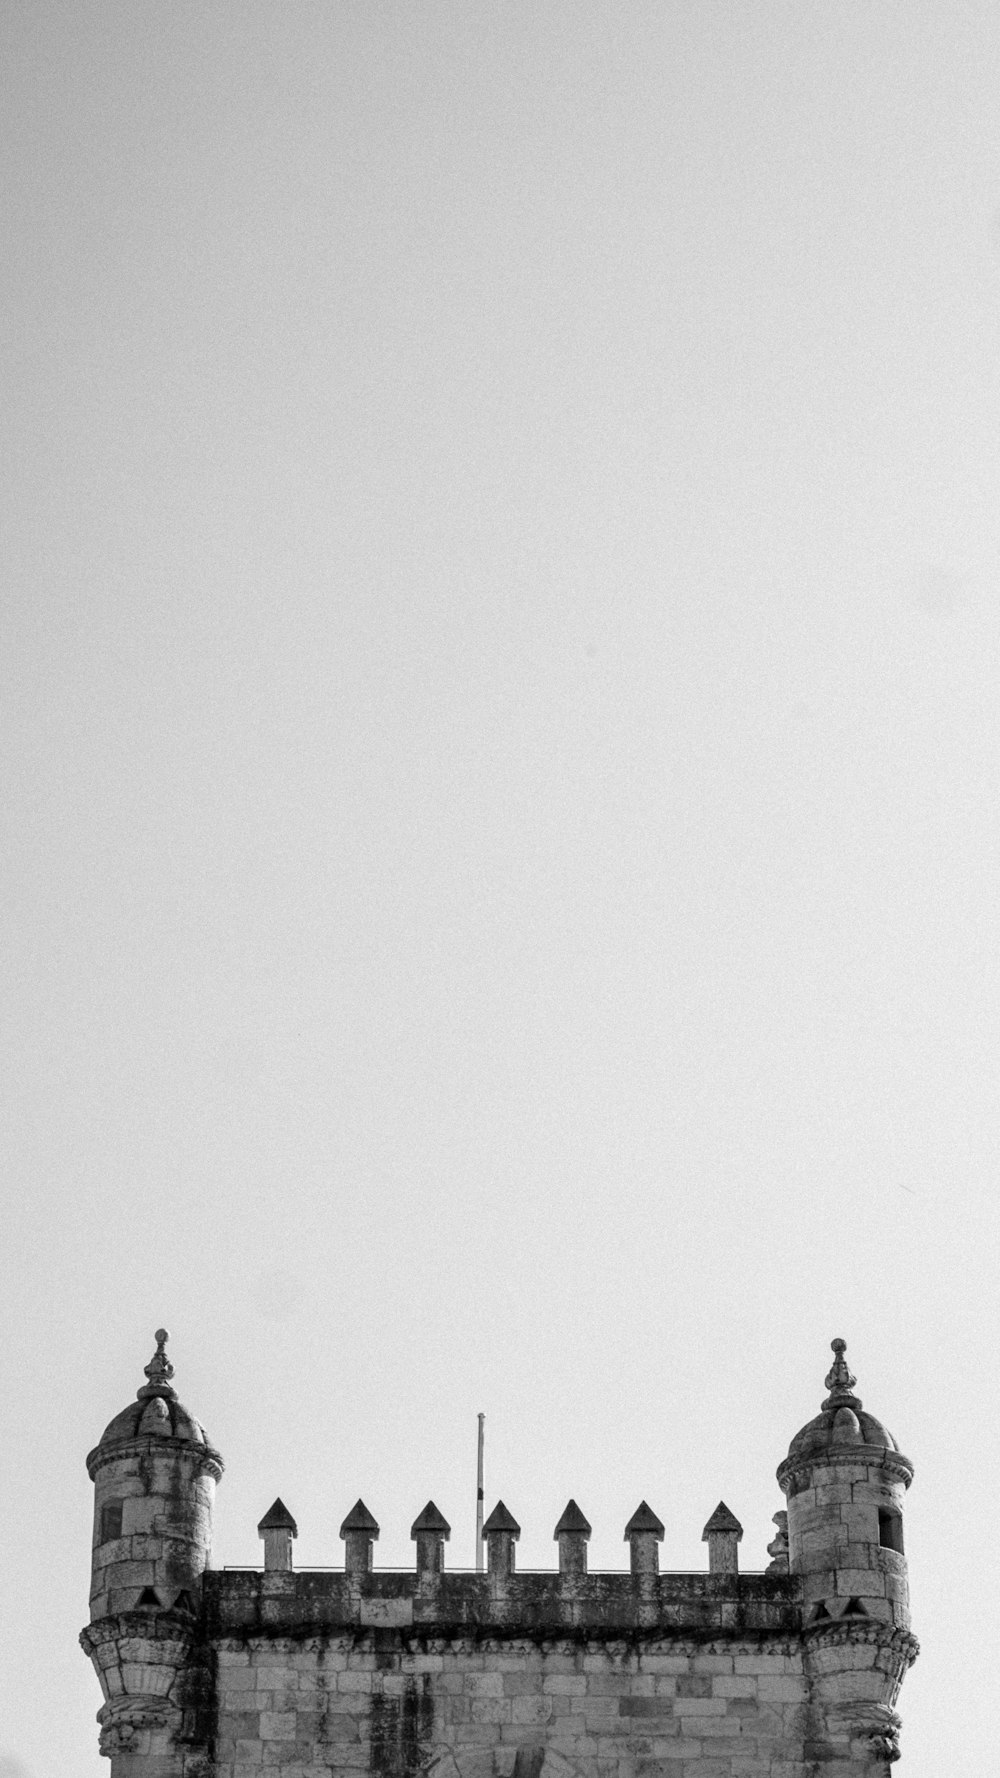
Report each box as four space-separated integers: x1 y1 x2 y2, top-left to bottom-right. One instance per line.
2 5 999 1774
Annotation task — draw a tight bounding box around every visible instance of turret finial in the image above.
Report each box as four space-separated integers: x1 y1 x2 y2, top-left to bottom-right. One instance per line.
822 1336 861 1411
137 1328 177 1400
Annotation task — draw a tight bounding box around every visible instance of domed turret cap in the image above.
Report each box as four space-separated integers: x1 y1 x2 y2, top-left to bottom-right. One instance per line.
87 1330 222 1474
780 1338 911 1478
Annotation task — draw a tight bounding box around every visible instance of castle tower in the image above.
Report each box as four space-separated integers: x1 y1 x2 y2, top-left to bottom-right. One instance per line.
80 1330 223 1776
777 1337 918 1771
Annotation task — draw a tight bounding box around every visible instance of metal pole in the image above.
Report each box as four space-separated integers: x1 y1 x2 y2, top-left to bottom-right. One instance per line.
475 1412 485 1572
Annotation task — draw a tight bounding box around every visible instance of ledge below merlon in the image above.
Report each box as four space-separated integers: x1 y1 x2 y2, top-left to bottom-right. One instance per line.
204 1569 799 1636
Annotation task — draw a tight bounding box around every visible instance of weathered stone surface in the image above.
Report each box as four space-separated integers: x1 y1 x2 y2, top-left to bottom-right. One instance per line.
81 1333 918 1777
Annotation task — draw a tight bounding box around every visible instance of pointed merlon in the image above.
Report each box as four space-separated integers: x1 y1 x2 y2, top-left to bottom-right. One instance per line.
339 1499 380 1538
554 1499 592 1538
482 1499 519 1581
701 1501 744 1540
411 1500 452 1540
624 1500 665 1540
482 1500 520 1538
702 1500 743 1575
258 1497 298 1537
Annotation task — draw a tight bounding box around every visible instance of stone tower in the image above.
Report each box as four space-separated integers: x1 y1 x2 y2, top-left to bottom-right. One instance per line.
776 1337 917 1768
81 1330 917 1776
80 1330 224 1775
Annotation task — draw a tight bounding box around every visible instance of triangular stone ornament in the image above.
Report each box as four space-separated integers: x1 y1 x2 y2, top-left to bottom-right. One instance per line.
841 1596 868 1617
258 1496 298 1535
554 1499 592 1538
809 1601 832 1622
411 1500 452 1539
482 1500 520 1537
136 1586 161 1608
624 1500 665 1539
701 1500 744 1539
339 1498 380 1537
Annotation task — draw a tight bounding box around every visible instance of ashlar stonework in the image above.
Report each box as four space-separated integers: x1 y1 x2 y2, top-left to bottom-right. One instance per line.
82 1332 917 1778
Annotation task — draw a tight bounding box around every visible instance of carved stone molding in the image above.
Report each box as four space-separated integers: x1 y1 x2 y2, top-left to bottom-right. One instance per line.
777 1444 914 1494
96 1695 177 1757
803 1618 919 1666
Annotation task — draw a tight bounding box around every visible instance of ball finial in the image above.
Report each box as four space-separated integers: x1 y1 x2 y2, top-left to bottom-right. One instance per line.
822 1336 860 1409
137 1326 176 1398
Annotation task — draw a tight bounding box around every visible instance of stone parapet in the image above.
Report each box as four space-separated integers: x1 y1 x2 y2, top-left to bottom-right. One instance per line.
204 1567 800 1639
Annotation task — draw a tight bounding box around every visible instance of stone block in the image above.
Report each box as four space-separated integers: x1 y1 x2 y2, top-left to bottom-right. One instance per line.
336 1672 373 1693
812 1482 852 1506
679 1713 742 1736
502 1673 539 1696
712 1678 757 1698
511 1697 551 1725
259 1712 297 1741
755 1677 807 1702
452 1725 503 1745
833 1569 886 1597
321 1691 364 1715
585 1673 631 1695
323 1717 360 1741
471 1699 511 1724
224 1669 259 1692
466 1673 505 1697
675 1676 711 1698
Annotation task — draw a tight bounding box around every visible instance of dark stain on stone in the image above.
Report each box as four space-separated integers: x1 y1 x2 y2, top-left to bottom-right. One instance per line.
374 1628 401 1671
513 1749 544 1778
369 1693 398 1778
369 1675 434 1778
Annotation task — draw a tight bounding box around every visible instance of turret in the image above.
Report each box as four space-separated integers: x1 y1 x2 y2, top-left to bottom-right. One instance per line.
777 1337 918 1771
80 1330 223 1775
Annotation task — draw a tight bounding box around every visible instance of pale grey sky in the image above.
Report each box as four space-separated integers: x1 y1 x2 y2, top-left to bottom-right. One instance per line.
2 5 999 1773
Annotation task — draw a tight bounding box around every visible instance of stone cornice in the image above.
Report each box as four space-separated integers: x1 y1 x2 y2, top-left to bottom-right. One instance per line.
86 1435 224 1482
803 1617 919 1668
777 1443 914 1494
211 1624 808 1659
80 1609 199 1658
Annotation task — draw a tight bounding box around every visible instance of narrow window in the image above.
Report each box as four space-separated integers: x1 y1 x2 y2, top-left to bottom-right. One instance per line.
100 1499 123 1543
878 1508 904 1553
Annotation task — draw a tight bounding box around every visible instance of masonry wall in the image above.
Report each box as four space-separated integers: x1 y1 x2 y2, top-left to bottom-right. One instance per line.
210 1631 811 1778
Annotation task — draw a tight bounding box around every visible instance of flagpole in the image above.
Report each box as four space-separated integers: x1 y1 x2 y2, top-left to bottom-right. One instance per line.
475 1412 485 1571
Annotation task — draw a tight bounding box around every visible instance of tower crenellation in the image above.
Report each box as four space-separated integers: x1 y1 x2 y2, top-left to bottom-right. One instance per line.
81 1331 917 1777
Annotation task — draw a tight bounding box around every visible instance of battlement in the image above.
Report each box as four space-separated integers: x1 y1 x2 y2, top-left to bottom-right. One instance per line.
207 1568 800 1639
81 1334 918 1777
